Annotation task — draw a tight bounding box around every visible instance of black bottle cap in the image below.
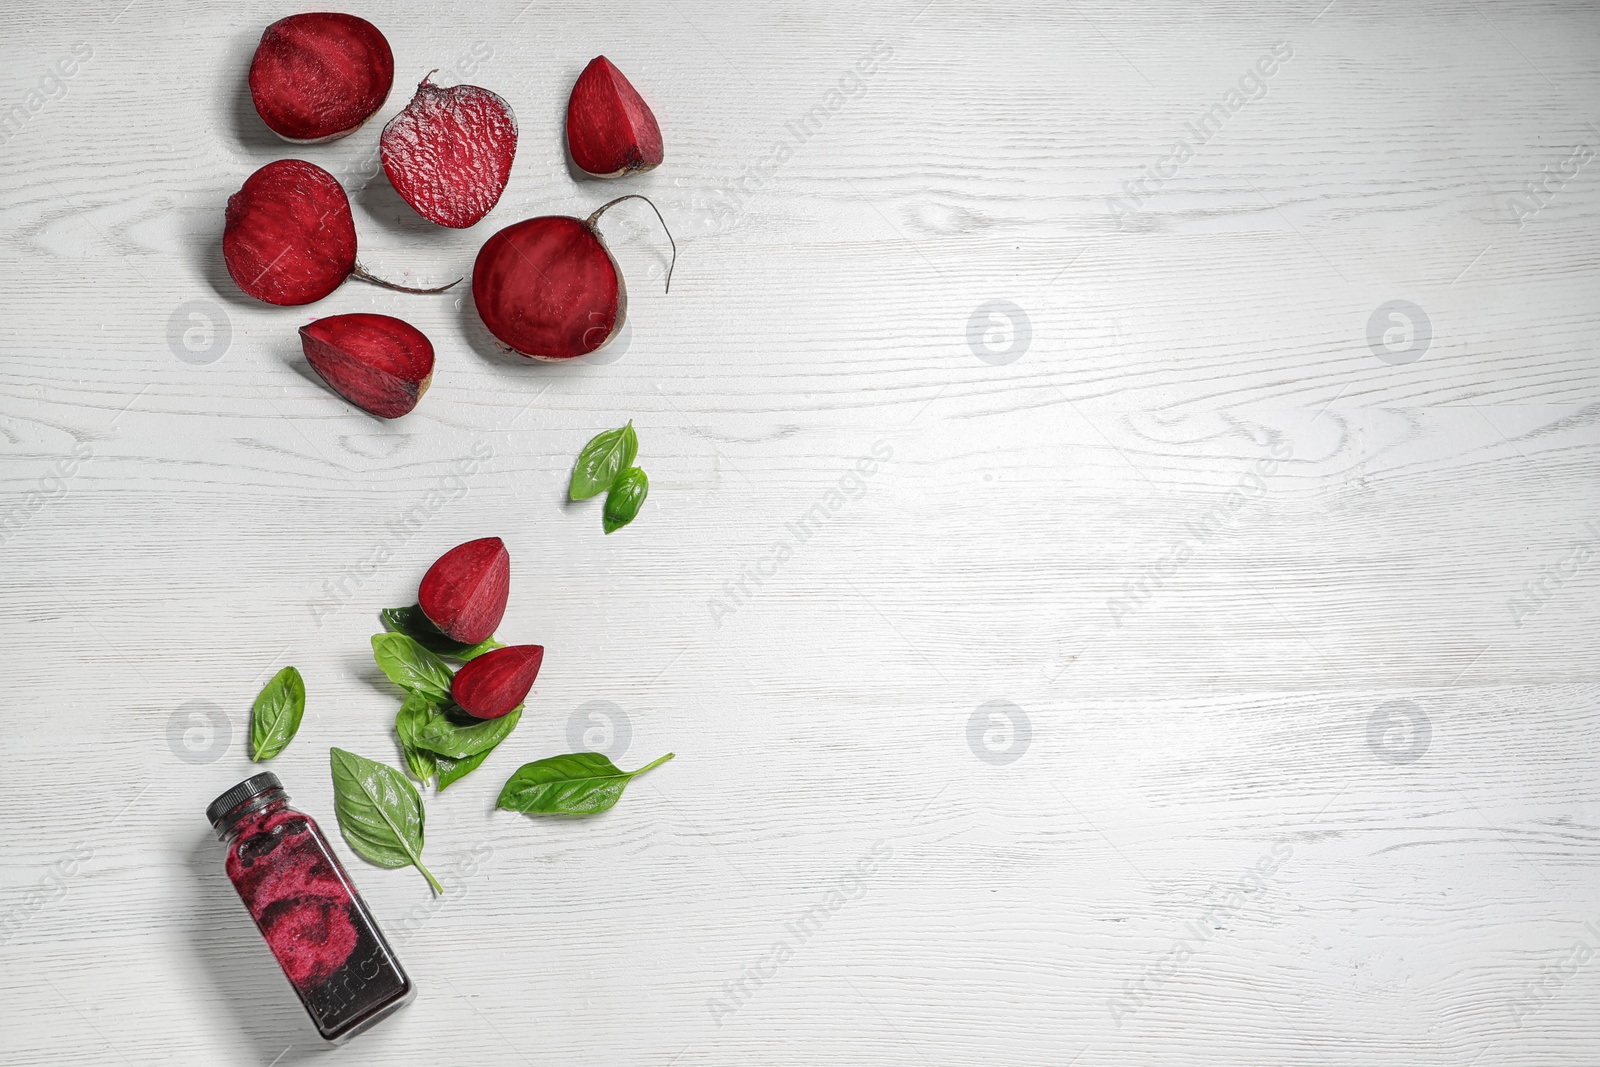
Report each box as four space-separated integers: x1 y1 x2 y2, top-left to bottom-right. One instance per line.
206 772 284 828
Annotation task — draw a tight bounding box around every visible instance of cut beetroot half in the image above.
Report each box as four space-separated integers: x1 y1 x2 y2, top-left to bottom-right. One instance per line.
224 159 459 306
471 196 675 360
419 537 509 645
249 13 394 143
224 160 356 305
380 74 518 228
451 644 544 719
566 56 663 179
300 314 434 419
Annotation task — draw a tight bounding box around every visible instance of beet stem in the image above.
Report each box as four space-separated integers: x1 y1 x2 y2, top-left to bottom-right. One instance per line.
350 265 460 295
586 194 677 294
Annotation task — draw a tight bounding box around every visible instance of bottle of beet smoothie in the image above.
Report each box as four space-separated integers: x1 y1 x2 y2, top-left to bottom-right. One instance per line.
207 773 414 1043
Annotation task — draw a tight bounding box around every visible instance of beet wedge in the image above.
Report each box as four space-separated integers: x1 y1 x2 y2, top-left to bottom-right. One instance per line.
566 56 663 179
381 74 518 228
419 538 509 645
300 314 434 418
451 644 544 719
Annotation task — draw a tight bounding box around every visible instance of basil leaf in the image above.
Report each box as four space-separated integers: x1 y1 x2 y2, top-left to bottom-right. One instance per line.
603 467 648 534
437 750 492 791
395 691 441 784
381 605 502 661
413 705 522 760
497 752 673 816
250 666 305 762
329 748 442 894
371 632 454 703
570 421 638 500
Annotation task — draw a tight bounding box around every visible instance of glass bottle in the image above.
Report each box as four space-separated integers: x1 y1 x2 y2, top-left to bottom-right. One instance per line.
206 772 414 1044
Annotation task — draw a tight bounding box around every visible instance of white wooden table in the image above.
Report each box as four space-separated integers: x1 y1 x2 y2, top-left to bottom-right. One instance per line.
3 1 1599 1063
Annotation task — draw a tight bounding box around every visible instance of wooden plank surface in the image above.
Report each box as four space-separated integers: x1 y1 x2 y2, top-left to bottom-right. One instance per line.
2 0 1599 1063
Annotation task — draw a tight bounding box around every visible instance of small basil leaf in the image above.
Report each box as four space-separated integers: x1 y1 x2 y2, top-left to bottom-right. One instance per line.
496 752 673 816
395 691 442 784
250 666 306 762
329 748 442 894
413 705 522 760
403 742 438 785
603 467 648 534
381 605 503 661
371 632 454 703
437 749 492 791
570 421 638 500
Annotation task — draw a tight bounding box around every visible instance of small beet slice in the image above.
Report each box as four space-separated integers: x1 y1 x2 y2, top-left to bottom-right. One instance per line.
381 74 518 228
472 196 675 360
451 644 544 719
249 13 394 143
300 314 434 418
566 56 663 179
224 159 459 306
419 537 510 645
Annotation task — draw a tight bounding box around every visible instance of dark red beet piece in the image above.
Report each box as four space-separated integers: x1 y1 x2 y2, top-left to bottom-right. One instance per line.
300 314 434 418
419 537 509 645
224 160 459 306
249 13 394 143
380 74 518 228
451 644 544 719
566 56 664 179
471 196 675 360
225 160 355 306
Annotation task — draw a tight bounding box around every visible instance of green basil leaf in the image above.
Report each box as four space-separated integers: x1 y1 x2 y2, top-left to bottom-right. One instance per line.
603 467 648 534
395 691 442 784
371 632 454 703
329 748 442 894
380 605 503 661
413 705 522 760
250 666 305 762
436 749 492 791
570 421 638 500
497 752 673 816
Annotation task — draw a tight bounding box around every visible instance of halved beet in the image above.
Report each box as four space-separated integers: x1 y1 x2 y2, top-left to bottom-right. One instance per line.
451 644 544 719
566 56 663 179
419 537 509 645
224 160 356 305
380 74 518 228
300 314 434 418
471 196 675 360
224 159 458 306
249 13 394 143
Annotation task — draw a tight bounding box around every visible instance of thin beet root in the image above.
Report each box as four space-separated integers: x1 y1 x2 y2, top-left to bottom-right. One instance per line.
249 13 394 143
451 644 544 719
566 56 663 179
224 159 459 306
381 73 518 228
471 196 675 361
419 538 510 645
300 314 434 419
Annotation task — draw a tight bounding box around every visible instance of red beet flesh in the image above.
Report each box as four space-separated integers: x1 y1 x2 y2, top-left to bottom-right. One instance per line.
472 197 675 360
472 215 622 360
224 159 356 306
249 13 394 143
381 75 518 228
566 56 664 178
300 314 434 418
451 644 544 719
419 537 510 645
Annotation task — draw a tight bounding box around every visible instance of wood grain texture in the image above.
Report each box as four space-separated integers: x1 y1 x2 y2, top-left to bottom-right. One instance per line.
2 0 1599 1064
